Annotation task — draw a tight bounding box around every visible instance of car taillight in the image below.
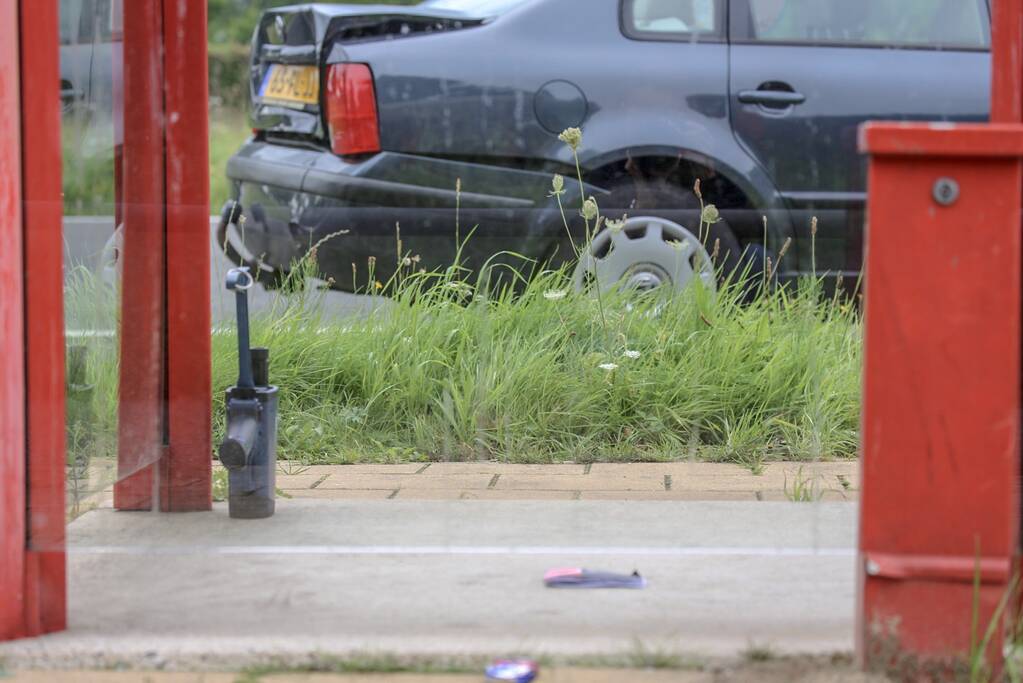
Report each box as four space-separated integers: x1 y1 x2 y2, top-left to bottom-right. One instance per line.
326 63 380 156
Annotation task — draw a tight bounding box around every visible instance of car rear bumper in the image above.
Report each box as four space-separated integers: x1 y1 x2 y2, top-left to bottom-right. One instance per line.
223 140 588 290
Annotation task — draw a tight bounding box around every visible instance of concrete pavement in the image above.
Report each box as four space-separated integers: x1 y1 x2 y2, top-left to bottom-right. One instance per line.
0 497 858 671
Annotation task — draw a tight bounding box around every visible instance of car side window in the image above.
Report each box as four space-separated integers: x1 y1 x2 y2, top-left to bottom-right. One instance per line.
77 0 114 44
59 0 77 45
622 0 724 41
739 0 990 50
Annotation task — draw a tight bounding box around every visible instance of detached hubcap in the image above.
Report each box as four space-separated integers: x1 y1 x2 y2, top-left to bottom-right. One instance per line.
624 264 669 292
573 216 716 295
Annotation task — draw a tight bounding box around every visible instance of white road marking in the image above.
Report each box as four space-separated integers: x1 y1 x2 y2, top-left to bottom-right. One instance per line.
69 544 855 558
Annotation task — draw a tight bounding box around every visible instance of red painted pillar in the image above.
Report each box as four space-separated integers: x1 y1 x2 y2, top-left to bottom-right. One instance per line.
1 0 67 640
114 0 168 510
992 0 1023 124
0 0 26 642
858 126 1023 665
115 0 211 512
21 0 68 636
163 0 212 511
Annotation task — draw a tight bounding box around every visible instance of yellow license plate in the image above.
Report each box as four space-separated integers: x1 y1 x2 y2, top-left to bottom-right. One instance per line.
259 64 319 106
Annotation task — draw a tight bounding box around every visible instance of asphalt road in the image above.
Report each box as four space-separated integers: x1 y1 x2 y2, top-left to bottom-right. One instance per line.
62 216 380 329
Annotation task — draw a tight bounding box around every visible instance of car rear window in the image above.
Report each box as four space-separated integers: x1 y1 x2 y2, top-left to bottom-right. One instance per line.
418 0 529 15
622 0 724 41
741 0 990 50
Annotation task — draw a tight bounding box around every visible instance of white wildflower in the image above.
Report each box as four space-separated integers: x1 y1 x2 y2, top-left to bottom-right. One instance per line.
598 362 619 372
558 127 582 150
543 289 568 301
606 216 627 233
623 350 641 359
581 197 599 221
551 174 565 195
701 204 721 224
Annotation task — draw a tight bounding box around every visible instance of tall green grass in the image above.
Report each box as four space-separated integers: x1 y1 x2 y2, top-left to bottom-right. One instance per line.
208 254 860 467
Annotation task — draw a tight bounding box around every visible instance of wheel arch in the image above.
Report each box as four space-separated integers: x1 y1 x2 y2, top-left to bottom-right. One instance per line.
580 145 794 251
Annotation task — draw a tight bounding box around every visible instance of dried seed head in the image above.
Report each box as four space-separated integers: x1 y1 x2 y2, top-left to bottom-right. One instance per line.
581 197 599 221
456 177 461 194
777 237 793 260
701 204 720 224
711 238 720 262
693 178 702 199
811 216 818 237
558 127 583 151
551 174 565 194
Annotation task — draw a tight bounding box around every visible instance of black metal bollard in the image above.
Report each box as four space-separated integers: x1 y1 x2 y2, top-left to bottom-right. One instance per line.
219 267 279 519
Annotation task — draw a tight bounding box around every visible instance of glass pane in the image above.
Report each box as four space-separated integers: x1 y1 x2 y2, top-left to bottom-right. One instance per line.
61 0 123 518
24 0 995 676
628 0 719 34
748 0 990 48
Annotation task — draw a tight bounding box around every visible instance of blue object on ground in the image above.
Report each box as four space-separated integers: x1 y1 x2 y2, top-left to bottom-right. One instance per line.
543 567 647 588
485 659 539 682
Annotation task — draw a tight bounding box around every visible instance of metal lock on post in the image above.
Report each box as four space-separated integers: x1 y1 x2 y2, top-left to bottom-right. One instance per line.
219 267 279 519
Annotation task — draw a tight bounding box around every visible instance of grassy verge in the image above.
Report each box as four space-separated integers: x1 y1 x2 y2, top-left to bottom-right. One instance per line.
64 235 860 469
205 257 859 467
210 106 251 209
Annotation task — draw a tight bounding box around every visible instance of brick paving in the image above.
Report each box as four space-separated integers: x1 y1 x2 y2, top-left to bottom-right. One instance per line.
276 461 859 502
71 460 860 510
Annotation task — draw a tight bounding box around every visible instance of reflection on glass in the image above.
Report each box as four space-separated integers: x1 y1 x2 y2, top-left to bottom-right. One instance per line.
60 0 122 517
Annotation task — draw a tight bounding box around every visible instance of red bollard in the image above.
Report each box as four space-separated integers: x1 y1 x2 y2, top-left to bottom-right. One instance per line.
859 122 1023 669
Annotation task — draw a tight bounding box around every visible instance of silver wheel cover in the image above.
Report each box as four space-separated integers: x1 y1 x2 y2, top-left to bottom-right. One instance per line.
573 216 716 294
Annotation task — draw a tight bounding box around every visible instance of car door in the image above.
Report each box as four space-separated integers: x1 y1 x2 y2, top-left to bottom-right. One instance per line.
727 0 990 278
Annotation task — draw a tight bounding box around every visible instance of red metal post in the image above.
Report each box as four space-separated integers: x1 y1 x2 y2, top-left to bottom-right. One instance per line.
0 0 25 641
115 0 211 511
992 0 1023 124
163 0 212 511
114 0 168 510
21 0 67 635
858 124 1023 664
